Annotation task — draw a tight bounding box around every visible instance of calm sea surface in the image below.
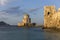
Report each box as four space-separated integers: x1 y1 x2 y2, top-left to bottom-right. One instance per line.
0 27 60 40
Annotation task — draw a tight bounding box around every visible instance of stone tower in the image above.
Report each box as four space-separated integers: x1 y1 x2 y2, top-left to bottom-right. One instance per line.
44 6 56 28
18 14 31 27
22 14 31 24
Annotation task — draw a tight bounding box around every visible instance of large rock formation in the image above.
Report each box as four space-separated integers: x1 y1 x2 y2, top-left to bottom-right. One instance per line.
44 6 60 28
18 14 36 27
18 14 31 27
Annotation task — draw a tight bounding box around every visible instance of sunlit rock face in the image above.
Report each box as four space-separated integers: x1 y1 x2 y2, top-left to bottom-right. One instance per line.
22 14 31 24
44 6 60 28
18 14 31 27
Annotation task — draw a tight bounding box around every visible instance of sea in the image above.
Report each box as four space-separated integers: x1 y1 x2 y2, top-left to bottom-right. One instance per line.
0 27 60 40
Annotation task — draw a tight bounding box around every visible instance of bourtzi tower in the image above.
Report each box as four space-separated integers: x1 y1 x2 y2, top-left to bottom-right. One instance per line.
18 14 31 27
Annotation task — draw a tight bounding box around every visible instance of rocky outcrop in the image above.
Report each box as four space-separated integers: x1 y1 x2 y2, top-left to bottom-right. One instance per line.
44 6 60 29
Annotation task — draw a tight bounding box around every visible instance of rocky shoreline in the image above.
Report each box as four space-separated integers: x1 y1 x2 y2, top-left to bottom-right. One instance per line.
42 27 60 32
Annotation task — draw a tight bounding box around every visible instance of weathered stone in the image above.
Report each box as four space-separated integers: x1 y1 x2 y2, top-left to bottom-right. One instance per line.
44 6 60 28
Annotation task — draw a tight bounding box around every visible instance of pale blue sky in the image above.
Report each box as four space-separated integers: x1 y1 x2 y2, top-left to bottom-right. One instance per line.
0 0 60 25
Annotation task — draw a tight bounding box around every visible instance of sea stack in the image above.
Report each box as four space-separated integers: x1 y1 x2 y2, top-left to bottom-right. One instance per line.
18 14 31 27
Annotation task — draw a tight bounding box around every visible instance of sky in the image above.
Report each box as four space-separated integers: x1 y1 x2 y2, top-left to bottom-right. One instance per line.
0 0 60 25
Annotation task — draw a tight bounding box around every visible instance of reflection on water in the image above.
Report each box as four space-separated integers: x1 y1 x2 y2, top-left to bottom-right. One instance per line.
0 27 60 40
44 29 60 40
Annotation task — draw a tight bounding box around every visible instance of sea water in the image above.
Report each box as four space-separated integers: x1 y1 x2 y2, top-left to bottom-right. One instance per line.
0 27 60 40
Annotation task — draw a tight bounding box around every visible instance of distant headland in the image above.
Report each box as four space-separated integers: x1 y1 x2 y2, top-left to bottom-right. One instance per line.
0 21 42 27
0 21 10 27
